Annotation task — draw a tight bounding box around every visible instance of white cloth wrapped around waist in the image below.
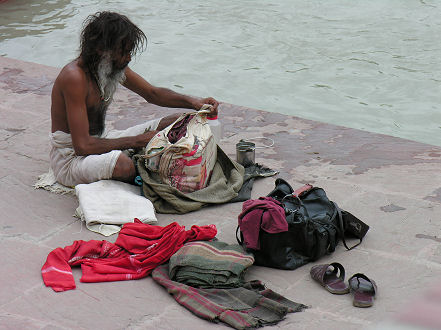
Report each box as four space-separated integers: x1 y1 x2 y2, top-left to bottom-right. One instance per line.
48 118 161 187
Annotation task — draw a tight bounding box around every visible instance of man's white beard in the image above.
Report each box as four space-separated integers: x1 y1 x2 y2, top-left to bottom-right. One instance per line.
96 52 126 102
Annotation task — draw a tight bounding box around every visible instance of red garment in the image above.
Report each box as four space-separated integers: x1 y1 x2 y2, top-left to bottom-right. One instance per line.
41 220 217 292
238 197 287 250
167 114 194 143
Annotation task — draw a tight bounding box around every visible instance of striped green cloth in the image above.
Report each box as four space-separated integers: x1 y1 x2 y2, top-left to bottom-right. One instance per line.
169 240 254 288
153 264 307 330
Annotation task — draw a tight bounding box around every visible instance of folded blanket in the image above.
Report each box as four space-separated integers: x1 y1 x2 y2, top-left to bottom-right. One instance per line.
153 264 308 330
169 241 254 288
75 180 157 236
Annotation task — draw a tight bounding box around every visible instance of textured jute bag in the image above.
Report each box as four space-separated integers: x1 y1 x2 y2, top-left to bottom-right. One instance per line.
143 110 217 193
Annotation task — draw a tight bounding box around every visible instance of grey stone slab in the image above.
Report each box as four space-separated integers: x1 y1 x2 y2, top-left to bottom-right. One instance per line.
0 121 52 163
1 272 217 330
0 312 56 330
0 239 51 306
246 252 441 328
0 151 48 181
0 174 78 243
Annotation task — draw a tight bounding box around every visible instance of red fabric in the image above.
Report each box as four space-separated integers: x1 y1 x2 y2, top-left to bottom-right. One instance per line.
41 220 217 292
238 197 287 250
167 114 194 143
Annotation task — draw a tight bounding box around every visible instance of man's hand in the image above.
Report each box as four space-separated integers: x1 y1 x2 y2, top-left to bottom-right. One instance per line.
136 130 159 149
194 97 220 117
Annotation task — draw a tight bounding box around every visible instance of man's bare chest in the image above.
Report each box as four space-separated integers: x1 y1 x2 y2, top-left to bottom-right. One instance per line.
85 80 108 135
86 79 102 110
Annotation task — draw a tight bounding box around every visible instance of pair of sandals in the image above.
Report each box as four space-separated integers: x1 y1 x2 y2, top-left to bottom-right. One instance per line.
310 262 377 308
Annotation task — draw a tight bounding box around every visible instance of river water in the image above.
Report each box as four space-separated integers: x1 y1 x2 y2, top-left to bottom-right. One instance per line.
1 0 440 146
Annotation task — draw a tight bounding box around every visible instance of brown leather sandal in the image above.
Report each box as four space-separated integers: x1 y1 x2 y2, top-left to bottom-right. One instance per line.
310 262 350 294
348 273 377 307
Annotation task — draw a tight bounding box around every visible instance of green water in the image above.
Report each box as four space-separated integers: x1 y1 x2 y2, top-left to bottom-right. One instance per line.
1 0 440 146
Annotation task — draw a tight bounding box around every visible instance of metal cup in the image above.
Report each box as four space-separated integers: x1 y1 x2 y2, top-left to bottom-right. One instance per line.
236 140 255 167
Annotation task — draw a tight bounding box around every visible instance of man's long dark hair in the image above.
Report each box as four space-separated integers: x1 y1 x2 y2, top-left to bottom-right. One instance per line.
79 11 147 76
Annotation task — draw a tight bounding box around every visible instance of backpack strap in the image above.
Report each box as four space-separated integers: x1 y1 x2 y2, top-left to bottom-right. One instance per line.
292 184 313 197
310 217 340 253
333 202 363 250
236 225 243 245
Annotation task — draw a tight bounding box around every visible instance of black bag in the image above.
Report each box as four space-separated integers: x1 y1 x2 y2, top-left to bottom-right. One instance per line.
237 178 369 270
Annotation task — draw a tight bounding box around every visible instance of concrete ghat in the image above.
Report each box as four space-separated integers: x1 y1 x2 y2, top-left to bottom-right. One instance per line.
0 56 440 329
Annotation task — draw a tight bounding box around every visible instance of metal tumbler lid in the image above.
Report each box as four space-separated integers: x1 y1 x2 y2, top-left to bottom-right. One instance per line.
236 140 256 151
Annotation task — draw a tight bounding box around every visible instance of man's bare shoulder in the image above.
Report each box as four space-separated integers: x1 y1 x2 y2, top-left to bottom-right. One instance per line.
56 60 87 88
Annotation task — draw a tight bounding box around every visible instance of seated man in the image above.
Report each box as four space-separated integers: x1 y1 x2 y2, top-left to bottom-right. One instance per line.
50 11 219 187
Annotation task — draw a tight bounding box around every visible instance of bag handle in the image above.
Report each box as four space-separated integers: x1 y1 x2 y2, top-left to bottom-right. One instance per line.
281 194 301 212
236 225 243 245
142 145 168 159
333 202 362 250
292 184 313 197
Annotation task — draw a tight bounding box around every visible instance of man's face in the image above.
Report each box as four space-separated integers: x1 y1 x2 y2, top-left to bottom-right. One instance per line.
96 51 127 102
111 44 132 71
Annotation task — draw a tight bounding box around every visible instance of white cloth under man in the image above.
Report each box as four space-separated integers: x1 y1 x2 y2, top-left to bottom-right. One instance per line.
50 118 161 187
75 180 157 236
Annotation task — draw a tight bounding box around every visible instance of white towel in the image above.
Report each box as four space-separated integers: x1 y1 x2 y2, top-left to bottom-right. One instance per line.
75 180 157 236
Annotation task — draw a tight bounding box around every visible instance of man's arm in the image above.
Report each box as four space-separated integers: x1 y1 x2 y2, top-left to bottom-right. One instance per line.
62 69 156 156
122 67 219 115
